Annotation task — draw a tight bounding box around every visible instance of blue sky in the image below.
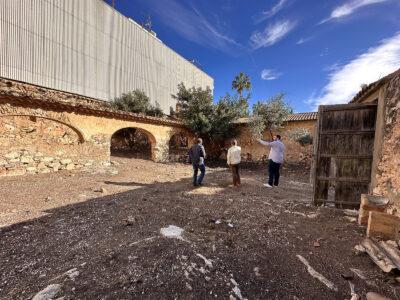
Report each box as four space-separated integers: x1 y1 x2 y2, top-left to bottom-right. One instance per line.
105 0 400 112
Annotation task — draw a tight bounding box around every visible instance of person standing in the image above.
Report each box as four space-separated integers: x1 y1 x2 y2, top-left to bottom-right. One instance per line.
227 139 241 187
188 138 206 186
258 135 285 188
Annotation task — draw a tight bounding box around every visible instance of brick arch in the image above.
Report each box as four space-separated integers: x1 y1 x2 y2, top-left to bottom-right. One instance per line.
110 126 157 161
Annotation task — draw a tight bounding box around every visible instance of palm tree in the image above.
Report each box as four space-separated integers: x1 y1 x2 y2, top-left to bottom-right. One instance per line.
232 72 251 98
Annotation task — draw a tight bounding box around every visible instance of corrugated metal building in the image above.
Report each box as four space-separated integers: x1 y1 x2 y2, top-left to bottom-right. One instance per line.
0 0 214 114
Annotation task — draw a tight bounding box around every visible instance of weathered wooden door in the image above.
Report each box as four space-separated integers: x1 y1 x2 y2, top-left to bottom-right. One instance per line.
312 103 377 208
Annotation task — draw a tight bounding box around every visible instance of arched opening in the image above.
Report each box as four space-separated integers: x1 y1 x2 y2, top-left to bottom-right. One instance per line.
169 132 189 162
110 128 155 160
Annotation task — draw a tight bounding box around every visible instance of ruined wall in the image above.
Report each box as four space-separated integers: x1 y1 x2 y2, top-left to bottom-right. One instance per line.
234 120 316 164
373 75 400 197
0 116 107 176
0 79 193 176
283 120 316 137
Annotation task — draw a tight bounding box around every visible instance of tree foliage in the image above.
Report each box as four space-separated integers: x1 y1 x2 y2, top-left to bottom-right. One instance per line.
210 93 249 141
111 90 164 117
250 93 293 139
172 83 249 158
232 72 251 98
172 83 214 135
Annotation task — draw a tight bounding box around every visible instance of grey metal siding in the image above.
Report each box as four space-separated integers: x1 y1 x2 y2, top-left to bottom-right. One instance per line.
0 0 214 113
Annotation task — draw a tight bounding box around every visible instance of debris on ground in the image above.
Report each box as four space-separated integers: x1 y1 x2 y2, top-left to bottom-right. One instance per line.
123 216 136 226
344 216 357 222
196 253 213 268
361 238 399 273
1 158 398 298
64 268 80 280
344 209 359 217
32 284 62 300
354 244 366 255
230 278 247 300
296 255 338 291
160 225 185 240
366 291 392 300
348 281 360 300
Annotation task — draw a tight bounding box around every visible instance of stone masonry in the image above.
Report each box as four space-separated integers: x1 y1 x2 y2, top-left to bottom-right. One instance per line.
0 78 193 176
373 73 400 197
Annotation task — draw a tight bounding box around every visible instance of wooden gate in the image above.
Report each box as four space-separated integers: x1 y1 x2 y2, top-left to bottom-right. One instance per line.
312 103 377 208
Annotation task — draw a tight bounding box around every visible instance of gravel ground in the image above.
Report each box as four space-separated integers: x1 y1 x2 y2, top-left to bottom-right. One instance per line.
0 158 399 299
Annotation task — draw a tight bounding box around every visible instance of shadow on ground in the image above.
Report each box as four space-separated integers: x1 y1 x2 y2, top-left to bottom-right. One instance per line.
0 166 398 299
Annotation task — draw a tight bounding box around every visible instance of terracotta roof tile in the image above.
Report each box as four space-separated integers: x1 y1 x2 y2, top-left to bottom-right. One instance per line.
284 112 318 121
234 112 318 124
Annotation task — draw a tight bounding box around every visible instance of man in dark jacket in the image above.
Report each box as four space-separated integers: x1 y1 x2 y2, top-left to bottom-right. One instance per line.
188 138 206 186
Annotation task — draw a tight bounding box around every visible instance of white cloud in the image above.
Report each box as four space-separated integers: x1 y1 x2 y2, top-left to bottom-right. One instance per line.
311 33 400 107
320 0 389 24
254 0 288 23
296 38 306 45
261 69 282 80
250 20 296 49
144 1 241 54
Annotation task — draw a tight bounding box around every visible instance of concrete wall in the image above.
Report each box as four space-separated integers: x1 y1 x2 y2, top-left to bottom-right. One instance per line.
0 0 213 114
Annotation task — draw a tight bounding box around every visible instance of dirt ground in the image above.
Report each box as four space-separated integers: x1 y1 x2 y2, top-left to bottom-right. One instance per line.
0 157 399 299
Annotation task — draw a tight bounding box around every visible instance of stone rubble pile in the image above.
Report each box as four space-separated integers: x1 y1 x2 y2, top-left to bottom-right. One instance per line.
0 149 109 176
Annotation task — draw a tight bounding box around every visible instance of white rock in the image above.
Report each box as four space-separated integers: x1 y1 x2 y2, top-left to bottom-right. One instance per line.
160 225 184 240
4 152 19 159
42 157 54 163
64 268 79 280
66 164 75 171
61 159 72 165
26 167 37 172
32 284 62 300
21 156 33 164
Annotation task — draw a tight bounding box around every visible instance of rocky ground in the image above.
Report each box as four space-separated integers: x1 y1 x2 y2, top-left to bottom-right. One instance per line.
0 157 399 299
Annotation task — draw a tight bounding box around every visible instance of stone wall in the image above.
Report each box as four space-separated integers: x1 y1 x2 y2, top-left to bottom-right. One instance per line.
233 119 316 164
373 74 400 197
0 115 109 176
0 78 194 176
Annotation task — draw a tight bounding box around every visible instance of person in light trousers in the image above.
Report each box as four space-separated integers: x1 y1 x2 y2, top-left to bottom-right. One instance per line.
227 139 241 187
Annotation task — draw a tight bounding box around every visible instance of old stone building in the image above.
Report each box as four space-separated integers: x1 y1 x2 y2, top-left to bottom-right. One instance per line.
349 69 400 198
0 78 193 176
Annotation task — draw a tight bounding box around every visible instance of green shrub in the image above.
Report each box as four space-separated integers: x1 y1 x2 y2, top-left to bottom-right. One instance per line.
110 90 164 117
288 128 313 146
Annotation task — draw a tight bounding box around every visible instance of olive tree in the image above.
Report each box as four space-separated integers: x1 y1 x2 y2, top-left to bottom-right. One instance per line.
250 93 293 139
111 90 164 117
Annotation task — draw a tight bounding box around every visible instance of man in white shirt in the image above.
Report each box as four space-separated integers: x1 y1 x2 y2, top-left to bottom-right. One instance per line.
258 135 285 188
227 139 241 187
